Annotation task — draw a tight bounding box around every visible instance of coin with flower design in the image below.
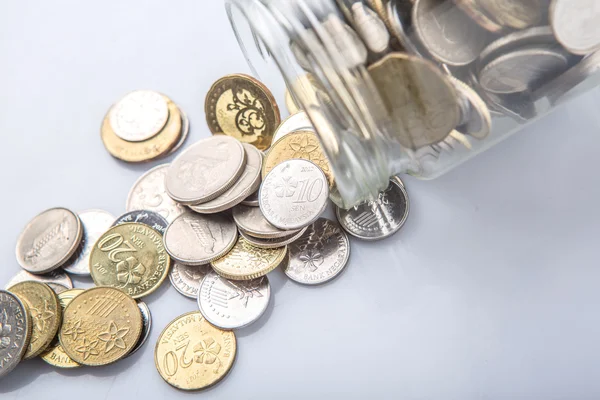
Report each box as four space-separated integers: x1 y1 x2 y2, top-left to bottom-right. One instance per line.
89 223 171 299
155 311 236 390
59 287 142 366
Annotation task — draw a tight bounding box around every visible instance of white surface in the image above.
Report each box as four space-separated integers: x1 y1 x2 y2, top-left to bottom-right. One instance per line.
1 2 600 399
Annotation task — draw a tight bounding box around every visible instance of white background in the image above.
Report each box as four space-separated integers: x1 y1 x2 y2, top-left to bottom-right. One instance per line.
2 1 600 399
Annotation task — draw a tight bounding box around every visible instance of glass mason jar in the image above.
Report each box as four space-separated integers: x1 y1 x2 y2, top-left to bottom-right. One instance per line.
225 0 600 208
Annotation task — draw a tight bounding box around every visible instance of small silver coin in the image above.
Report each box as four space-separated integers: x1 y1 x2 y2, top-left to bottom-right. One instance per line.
113 210 168 235
126 163 187 223
198 272 270 330
190 144 262 214
164 212 238 266
272 111 314 143
336 178 409 240
169 263 212 299
241 190 260 207
16 207 82 274
232 205 300 239
168 106 190 155
239 226 307 249
285 218 350 285
108 90 169 142
62 209 115 276
166 136 247 205
126 301 152 358
5 269 73 293
550 0 600 55
260 159 329 230
0 290 31 378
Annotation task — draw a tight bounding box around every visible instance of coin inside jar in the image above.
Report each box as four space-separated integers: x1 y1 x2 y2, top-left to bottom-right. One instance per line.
0 290 32 378
108 90 170 142
550 0 600 55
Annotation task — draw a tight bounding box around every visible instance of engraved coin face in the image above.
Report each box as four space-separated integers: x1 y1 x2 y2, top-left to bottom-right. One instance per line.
190 143 263 214
272 111 315 143
8 281 61 359
166 136 246 205
126 301 152 358
550 0 600 55
59 287 142 366
0 290 32 378
16 207 82 274
164 212 238 266
285 218 350 285
62 209 115 276
169 263 212 299
239 226 307 249
285 88 300 115
198 272 270 330
336 178 410 240
232 205 299 239
109 90 169 142
154 311 236 391
89 223 171 299
113 210 169 235
126 163 187 223
205 74 280 150
5 269 73 293
260 159 329 230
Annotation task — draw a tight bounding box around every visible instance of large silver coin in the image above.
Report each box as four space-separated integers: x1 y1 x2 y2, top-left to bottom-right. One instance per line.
550 0 600 55
239 226 307 249
126 164 187 223
272 111 314 143
190 144 262 214
285 218 350 285
62 209 114 276
113 210 168 235
232 205 299 239
16 208 82 274
108 90 169 142
164 212 238 265
166 136 246 205
169 263 212 299
5 270 73 293
168 106 190 155
198 272 270 330
336 178 409 240
126 301 152 358
0 291 32 378
260 159 329 230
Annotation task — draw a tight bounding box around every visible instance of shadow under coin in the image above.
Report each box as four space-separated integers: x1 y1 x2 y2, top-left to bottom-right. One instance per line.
235 292 275 338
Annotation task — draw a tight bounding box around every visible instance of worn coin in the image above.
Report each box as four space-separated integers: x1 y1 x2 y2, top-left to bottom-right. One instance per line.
272 111 315 143
89 223 171 299
336 178 410 240
62 209 115 276
0 290 32 378
59 287 142 366
449 77 491 139
5 269 73 293
168 107 190 155
232 205 300 239
241 190 259 207
108 90 169 142
386 0 427 57
164 212 238 266
8 281 61 359
190 143 262 214
169 263 212 299
126 163 187 223
16 207 82 274
154 311 236 391
550 0 600 55
239 226 307 249
126 301 152 358
260 159 329 230
285 218 350 285
166 136 246 205
113 210 169 235
198 272 270 330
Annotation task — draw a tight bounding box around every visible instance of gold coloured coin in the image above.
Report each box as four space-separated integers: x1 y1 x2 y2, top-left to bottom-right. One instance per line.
205 74 280 150
40 289 84 368
262 131 334 187
211 236 287 281
155 311 236 391
8 281 61 359
59 287 142 366
101 96 182 163
90 223 171 299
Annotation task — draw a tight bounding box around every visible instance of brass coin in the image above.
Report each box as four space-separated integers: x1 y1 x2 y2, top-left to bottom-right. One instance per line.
101 96 182 163
89 223 171 299
40 289 84 368
59 287 142 366
211 236 287 281
205 73 280 150
154 311 236 391
262 131 335 187
8 281 61 359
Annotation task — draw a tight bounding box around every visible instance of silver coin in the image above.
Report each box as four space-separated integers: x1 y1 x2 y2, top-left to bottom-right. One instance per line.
168 106 190 155
550 0 600 55
190 144 262 214
449 77 492 140
336 178 409 240
126 301 152 358
285 218 350 285
232 205 300 239
5 269 73 293
166 136 247 205
239 226 307 249
413 0 489 66
62 209 115 276
387 0 427 57
241 190 260 207
198 272 270 330
164 211 238 265
169 263 212 299
113 210 168 235
272 111 314 143
16 207 82 274
108 90 169 142
259 159 329 230
126 163 187 223
351 2 390 54
0 290 31 378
